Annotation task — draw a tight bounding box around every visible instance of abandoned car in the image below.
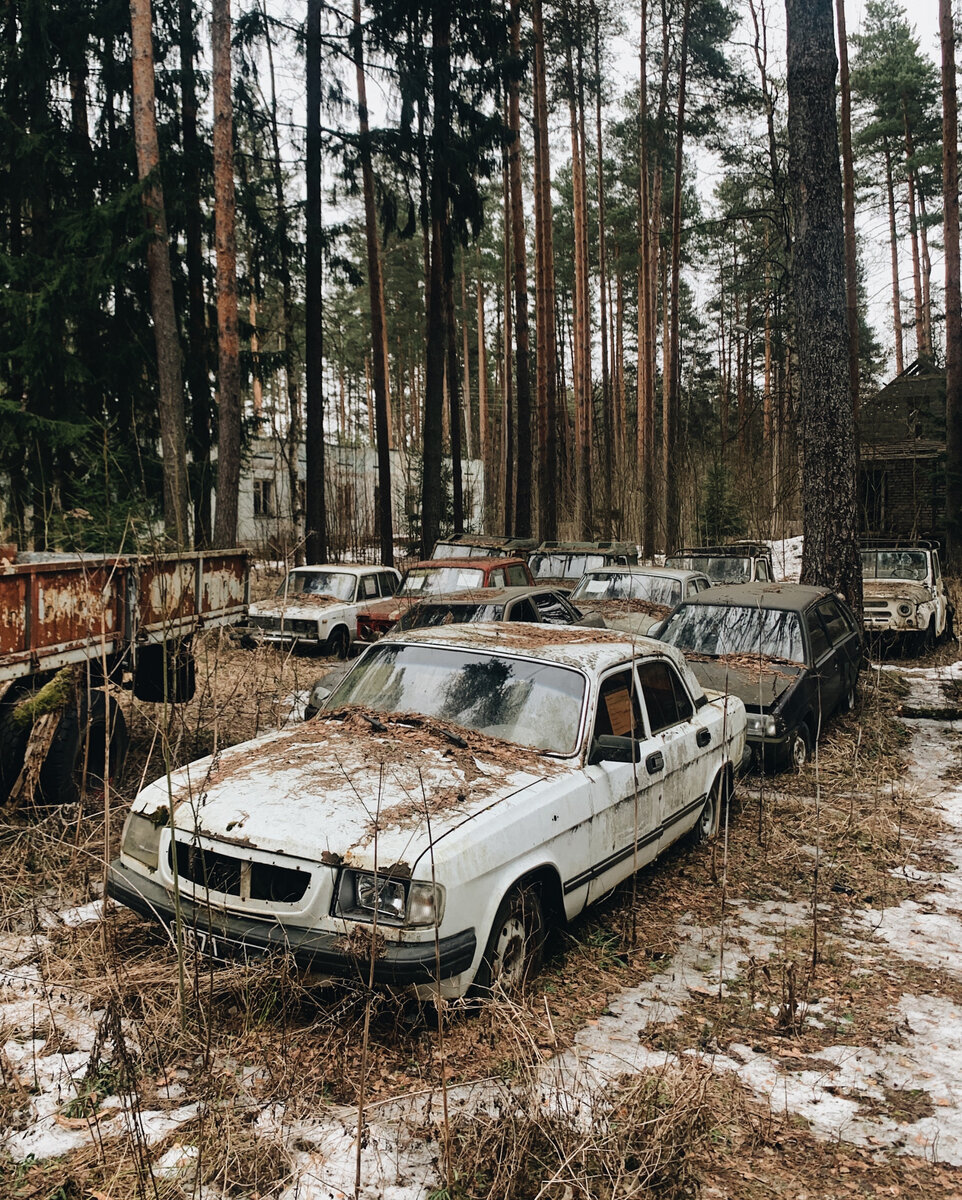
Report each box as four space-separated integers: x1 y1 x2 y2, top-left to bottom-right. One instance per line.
569 566 712 637
394 586 606 633
242 564 401 657
430 534 539 560
108 624 746 998
664 542 775 585
860 541 950 651
527 541 640 588
354 556 534 643
655 583 862 771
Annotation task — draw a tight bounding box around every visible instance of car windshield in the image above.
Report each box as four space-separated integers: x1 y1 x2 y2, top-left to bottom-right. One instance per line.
323 642 586 754
659 603 806 663
861 549 928 582
570 572 681 606
276 571 355 601
398 602 505 629
666 555 752 584
431 542 499 559
400 567 486 594
529 553 606 580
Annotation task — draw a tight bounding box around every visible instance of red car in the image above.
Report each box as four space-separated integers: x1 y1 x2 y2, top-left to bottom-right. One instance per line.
355 556 534 643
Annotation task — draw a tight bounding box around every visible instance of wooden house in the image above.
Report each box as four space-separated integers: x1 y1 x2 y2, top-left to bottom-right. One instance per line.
858 360 946 541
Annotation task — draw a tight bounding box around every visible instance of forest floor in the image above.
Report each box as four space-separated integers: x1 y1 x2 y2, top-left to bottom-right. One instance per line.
2 564 962 1197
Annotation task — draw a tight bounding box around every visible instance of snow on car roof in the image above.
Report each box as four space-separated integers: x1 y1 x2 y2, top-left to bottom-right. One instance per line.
580 564 706 583
381 621 678 672
289 563 373 574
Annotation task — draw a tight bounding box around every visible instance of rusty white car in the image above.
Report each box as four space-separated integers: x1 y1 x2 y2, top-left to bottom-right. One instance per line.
861 542 950 652
108 625 745 999
243 564 401 657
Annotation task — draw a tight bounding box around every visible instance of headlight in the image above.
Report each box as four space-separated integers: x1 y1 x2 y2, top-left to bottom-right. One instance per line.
122 810 163 870
897 602 913 617
335 870 445 928
745 713 777 738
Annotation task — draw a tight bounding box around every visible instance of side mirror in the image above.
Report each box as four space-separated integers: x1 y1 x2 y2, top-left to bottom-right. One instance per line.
308 681 332 710
647 619 666 639
589 735 641 765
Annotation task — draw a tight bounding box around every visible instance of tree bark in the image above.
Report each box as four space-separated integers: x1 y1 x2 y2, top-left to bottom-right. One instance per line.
508 0 533 536
835 0 860 422
305 0 327 563
353 0 393 565
593 4 612 537
941 0 962 570
532 0 558 540
129 0 190 547
664 0 691 554
786 0 862 616
210 0 241 549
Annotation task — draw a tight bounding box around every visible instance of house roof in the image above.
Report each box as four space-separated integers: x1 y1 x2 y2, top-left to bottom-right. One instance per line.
860 359 945 447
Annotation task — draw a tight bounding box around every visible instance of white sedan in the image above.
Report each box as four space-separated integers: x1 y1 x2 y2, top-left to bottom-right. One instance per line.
108 625 746 998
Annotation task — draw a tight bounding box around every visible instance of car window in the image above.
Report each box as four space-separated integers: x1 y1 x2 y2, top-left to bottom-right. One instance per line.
815 598 849 646
379 572 399 597
508 597 538 622
686 581 699 596
592 670 642 740
489 569 506 587
756 560 771 581
806 611 831 660
933 552 942 583
637 659 693 733
535 592 575 624
507 564 528 586
361 575 379 599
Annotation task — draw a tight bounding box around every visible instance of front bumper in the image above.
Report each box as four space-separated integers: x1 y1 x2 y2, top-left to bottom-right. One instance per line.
107 861 477 986
233 624 321 646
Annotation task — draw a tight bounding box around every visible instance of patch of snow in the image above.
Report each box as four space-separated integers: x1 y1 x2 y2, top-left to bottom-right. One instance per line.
767 535 803 583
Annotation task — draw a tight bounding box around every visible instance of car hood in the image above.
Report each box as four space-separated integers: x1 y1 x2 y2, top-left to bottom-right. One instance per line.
685 655 802 712
862 579 933 604
250 596 348 619
132 712 562 871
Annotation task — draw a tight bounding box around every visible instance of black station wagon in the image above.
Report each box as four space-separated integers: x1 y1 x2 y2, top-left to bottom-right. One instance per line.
654 583 862 771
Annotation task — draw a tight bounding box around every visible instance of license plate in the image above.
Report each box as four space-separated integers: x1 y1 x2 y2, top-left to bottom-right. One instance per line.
179 923 263 965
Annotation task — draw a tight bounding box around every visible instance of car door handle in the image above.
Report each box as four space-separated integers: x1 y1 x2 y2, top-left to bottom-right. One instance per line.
696 728 711 747
646 752 664 774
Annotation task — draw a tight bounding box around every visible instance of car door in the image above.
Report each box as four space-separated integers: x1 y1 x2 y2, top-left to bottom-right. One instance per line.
505 596 539 622
581 667 662 903
814 596 861 707
805 604 842 731
532 590 577 625
932 551 948 634
635 658 710 849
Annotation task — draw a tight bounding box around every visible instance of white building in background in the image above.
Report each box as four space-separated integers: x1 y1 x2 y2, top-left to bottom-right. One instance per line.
236 435 485 557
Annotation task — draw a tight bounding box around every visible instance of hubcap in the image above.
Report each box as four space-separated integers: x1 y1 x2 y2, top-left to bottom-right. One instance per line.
493 915 527 988
793 734 807 770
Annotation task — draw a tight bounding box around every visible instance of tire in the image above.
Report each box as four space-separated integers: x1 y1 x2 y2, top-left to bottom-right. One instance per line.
843 681 857 713
134 640 196 703
326 626 350 660
472 884 545 996
787 724 812 773
38 691 129 805
688 776 722 846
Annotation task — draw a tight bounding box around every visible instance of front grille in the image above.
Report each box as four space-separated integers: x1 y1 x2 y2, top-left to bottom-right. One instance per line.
172 840 310 903
863 600 889 609
251 616 316 635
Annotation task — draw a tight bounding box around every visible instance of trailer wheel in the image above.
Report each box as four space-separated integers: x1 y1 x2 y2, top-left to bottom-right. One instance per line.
38 691 129 805
0 685 33 805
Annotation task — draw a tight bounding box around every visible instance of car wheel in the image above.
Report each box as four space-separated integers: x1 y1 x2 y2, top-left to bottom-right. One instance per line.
688 776 722 846
789 725 811 773
326 627 350 660
473 884 545 996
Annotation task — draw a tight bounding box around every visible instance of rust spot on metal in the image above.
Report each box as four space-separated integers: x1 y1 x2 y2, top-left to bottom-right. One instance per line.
320 850 343 867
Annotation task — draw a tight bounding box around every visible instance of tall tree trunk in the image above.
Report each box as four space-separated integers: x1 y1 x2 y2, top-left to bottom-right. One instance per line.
445 267 464 534
130 0 189 546
593 5 612 537
566 40 589 539
262 0 304 561
501 116 514 534
477 268 490 525
532 0 558 539
835 0 859 421
460 265 473 461
664 0 691 554
786 0 862 616
353 0 393 565
211 0 241 548
883 140 905 374
421 2 452 556
305 0 327 563
941 0 962 570
179 0 212 546
637 0 655 558
902 106 926 362
508 0 533 536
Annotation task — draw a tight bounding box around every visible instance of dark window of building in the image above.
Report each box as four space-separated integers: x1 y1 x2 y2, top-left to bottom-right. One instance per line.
253 478 274 518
